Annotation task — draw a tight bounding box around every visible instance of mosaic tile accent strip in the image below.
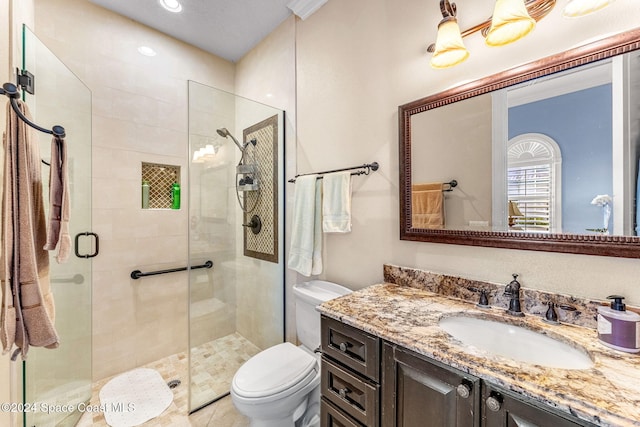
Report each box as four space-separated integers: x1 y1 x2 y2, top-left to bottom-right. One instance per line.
243 115 279 263
382 264 615 330
142 163 180 209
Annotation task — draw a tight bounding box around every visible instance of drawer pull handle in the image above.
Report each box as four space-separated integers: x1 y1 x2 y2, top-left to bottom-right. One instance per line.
486 393 503 412
338 387 350 399
339 342 351 352
456 382 472 399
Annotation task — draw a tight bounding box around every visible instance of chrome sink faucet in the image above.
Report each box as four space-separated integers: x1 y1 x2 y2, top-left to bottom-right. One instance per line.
504 274 525 317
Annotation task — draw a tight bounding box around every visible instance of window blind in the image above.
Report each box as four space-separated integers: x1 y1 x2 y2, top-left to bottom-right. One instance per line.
508 165 552 232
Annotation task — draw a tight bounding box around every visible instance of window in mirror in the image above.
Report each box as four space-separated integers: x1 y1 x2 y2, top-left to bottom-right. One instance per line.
507 134 562 233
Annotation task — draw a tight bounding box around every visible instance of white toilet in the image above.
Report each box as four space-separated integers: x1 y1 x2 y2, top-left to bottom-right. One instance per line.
231 280 352 427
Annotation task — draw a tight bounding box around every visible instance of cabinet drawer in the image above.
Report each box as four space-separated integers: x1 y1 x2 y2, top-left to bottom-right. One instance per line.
321 316 380 381
322 357 379 427
321 398 365 427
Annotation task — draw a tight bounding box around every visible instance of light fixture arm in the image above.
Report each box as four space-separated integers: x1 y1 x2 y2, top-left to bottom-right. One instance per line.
427 0 556 53
440 0 457 19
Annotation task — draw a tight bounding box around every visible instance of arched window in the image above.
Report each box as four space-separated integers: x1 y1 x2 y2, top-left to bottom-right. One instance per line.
507 133 562 233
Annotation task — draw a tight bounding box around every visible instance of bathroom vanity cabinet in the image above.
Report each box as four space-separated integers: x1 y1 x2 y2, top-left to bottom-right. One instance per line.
320 315 596 427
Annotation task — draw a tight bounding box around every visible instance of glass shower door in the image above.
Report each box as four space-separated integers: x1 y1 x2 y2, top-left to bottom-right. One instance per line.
188 81 285 411
21 25 92 427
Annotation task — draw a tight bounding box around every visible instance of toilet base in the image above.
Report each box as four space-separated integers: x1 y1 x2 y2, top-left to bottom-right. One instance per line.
245 396 307 427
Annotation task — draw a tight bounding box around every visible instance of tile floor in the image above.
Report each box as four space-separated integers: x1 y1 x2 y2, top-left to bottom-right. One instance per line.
75 332 256 426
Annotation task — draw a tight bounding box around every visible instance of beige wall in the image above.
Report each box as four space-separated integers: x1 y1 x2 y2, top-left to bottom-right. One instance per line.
34 0 235 381
294 0 640 306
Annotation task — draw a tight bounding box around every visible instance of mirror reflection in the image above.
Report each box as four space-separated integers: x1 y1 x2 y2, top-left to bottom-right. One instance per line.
410 50 640 237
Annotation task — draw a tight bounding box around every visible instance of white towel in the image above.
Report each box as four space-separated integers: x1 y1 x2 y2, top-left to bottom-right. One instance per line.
288 175 323 276
322 171 352 233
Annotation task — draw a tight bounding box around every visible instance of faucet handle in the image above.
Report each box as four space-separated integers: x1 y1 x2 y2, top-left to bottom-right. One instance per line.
544 301 559 324
544 301 577 325
470 287 490 308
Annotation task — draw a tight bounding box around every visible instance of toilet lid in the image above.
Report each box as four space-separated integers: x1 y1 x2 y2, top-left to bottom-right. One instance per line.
232 342 317 399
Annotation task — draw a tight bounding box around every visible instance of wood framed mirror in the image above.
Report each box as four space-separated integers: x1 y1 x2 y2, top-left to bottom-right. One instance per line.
399 28 640 257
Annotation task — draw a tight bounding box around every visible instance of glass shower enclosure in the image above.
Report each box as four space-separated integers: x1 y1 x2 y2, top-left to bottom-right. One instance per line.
188 81 285 411
20 26 93 427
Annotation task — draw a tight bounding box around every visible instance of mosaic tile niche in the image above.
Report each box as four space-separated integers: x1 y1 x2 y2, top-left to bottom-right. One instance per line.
142 163 181 209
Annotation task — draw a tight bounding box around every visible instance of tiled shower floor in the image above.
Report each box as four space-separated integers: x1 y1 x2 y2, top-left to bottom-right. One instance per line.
76 332 258 426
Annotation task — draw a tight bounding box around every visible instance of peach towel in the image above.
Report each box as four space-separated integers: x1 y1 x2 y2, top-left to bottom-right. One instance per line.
412 183 445 229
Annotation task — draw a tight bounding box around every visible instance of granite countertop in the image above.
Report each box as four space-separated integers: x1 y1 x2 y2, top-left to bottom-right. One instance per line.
318 283 640 427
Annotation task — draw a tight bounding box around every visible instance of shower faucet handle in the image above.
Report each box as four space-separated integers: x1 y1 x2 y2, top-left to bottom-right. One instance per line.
242 214 262 234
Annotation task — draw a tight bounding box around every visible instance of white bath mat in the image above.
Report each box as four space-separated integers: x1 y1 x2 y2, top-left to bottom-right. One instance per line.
99 368 173 427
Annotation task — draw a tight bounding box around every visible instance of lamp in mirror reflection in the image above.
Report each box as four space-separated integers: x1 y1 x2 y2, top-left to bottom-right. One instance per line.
428 0 614 69
590 194 612 234
508 200 524 227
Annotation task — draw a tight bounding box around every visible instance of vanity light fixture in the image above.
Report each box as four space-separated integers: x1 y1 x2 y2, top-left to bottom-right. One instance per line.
485 0 536 47
430 0 470 68
562 0 615 17
428 0 556 68
160 0 183 13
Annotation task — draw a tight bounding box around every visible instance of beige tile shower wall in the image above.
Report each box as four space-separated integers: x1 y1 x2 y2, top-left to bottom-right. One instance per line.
34 0 235 381
236 16 296 348
294 0 640 305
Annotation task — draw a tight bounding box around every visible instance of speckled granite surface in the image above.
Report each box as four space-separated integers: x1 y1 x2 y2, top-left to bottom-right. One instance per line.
383 264 606 329
318 283 640 426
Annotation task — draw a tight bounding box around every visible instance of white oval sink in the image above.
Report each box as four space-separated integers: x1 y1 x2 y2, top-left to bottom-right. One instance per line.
439 316 593 370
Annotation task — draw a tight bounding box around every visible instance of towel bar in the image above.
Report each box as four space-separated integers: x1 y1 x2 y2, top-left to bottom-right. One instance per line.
288 162 379 183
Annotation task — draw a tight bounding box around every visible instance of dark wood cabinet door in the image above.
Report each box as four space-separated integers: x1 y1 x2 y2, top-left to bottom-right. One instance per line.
382 343 481 427
482 384 595 427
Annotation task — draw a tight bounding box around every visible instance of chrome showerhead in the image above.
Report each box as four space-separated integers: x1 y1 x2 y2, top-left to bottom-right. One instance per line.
216 128 244 152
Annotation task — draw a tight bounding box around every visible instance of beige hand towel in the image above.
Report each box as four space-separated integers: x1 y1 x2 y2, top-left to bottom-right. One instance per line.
412 183 445 229
43 135 71 263
288 175 323 276
322 171 352 233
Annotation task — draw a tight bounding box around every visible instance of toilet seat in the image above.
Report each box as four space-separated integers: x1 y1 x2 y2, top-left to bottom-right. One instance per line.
232 342 318 403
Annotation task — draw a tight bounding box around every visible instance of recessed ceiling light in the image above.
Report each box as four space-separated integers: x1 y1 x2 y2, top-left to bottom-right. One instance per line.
160 0 183 13
137 46 157 57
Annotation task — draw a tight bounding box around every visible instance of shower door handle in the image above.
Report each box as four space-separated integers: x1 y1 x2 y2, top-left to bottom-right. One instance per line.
75 232 99 258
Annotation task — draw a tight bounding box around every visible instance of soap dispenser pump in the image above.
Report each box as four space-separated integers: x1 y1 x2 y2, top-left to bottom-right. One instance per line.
597 295 640 353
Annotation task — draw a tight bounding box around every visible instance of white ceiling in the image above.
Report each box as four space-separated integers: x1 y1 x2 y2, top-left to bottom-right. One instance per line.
88 0 297 62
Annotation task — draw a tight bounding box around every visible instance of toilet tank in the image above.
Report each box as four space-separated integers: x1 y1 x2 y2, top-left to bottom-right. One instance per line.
293 280 352 350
